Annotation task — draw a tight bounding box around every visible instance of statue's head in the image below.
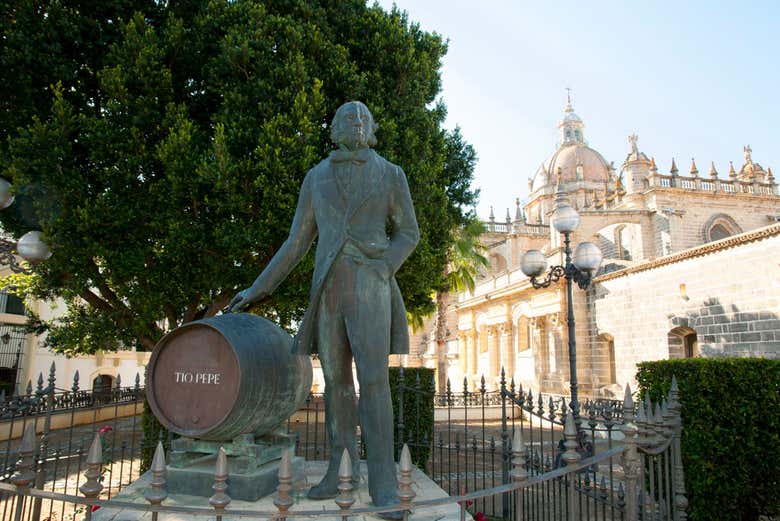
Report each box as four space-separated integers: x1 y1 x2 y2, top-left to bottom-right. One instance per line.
330 101 378 149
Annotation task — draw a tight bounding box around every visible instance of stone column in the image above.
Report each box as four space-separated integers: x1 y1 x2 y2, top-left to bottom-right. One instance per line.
488 326 501 385
458 332 468 375
500 322 514 377
468 329 478 385
478 324 488 377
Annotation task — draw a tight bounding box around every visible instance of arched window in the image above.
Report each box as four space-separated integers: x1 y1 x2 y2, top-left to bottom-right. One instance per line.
668 326 698 359
709 224 730 241
703 213 742 243
574 130 582 142
515 316 530 352
614 225 631 261
92 374 114 403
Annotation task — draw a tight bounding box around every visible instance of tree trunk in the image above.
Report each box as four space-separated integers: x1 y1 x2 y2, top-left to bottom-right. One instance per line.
435 291 448 394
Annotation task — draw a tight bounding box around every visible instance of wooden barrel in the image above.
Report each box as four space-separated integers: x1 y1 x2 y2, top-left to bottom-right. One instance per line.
146 313 312 441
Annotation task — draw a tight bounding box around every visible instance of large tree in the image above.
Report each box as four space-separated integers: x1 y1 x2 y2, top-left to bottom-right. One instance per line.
0 0 477 354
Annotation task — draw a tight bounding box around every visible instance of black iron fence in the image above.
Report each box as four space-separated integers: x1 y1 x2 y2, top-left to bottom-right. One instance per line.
0 365 687 520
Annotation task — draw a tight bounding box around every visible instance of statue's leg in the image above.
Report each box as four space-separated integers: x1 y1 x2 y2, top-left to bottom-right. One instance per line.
345 262 398 510
308 262 360 500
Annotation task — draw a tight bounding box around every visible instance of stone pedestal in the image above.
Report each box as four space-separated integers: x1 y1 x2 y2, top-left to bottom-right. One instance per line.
167 433 304 501
93 460 473 520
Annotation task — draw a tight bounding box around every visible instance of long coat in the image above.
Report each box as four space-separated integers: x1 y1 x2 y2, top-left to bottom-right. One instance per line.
251 148 419 355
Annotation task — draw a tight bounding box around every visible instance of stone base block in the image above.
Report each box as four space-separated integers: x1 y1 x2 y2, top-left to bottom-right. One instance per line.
167 454 305 501
93 460 473 520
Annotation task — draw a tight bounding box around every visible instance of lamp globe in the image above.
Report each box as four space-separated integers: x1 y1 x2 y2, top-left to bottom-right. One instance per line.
521 249 547 278
572 242 603 274
552 204 580 234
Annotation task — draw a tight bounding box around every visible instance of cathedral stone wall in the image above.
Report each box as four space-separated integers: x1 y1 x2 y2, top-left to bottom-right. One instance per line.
589 225 780 389
647 190 779 254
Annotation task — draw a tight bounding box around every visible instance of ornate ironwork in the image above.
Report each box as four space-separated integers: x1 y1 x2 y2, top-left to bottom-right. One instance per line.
0 237 29 274
527 235 594 291
527 264 566 289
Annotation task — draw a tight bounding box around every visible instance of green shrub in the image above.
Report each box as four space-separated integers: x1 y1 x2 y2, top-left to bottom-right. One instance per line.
389 367 435 469
140 397 170 474
636 358 780 521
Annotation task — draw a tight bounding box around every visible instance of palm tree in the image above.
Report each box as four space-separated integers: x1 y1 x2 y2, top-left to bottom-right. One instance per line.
433 218 489 393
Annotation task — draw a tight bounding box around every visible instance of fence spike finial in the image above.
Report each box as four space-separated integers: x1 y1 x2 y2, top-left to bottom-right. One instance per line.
80 433 104 502
510 429 528 483
11 424 36 488
398 444 416 514
335 448 355 512
209 447 231 513
563 412 577 438
20 421 36 451
151 440 166 470
623 383 634 411
274 448 294 514
145 441 168 507
87 432 102 466
668 374 680 410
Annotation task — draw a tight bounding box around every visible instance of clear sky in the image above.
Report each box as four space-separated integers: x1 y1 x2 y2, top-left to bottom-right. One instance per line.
376 0 780 218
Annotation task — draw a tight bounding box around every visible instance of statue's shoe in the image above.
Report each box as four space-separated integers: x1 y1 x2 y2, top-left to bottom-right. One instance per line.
307 466 361 500
374 496 405 520
306 476 339 500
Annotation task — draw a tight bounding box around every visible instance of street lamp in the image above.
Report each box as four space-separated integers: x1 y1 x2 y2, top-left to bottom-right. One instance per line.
520 201 602 421
0 178 51 273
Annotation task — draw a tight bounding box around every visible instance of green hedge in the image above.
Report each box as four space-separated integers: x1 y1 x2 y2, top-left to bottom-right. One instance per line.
140 398 170 474
636 358 780 521
389 367 435 468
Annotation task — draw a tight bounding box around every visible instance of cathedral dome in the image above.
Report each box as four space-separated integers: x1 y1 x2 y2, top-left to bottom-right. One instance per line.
530 99 611 193
531 143 611 192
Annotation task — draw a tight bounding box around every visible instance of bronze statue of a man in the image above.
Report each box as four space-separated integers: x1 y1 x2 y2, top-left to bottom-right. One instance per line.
228 101 419 518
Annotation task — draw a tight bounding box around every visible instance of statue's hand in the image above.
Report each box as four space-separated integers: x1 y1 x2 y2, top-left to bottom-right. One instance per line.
226 288 258 313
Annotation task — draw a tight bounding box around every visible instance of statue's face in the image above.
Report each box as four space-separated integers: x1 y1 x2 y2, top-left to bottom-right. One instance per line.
332 101 377 149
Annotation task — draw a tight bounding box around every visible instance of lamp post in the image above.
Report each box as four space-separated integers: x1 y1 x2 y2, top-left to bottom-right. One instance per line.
520 201 602 421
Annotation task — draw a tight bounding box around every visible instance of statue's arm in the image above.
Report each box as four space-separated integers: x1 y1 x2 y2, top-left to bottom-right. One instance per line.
385 166 419 275
243 171 318 300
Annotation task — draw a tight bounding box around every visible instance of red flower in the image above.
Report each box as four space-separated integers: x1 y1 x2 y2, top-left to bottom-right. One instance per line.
474 513 487 521
91 505 101 512
98 425 113 434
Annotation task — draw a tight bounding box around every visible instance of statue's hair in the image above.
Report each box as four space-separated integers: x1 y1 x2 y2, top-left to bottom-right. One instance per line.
330 101 379 147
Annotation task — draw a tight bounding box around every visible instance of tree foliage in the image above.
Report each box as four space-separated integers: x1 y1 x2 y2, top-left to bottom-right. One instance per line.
0 1 477 354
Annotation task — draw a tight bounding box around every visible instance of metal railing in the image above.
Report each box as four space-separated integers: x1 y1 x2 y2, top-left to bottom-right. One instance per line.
0 364 687 520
